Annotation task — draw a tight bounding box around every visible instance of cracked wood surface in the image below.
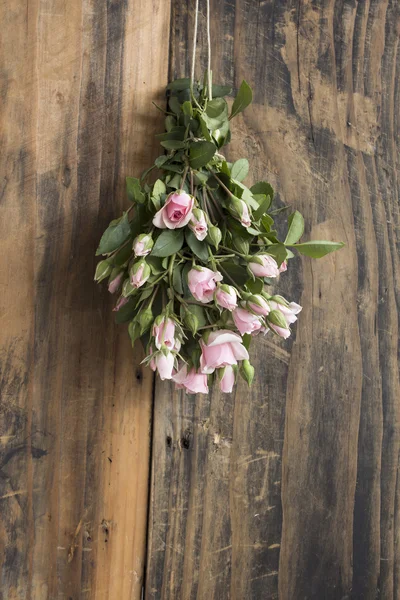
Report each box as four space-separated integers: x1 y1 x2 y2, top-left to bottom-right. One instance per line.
146 1 400 599
1 1 399 599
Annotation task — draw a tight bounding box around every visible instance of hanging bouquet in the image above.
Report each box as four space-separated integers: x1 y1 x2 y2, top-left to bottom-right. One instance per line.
95 76 344 394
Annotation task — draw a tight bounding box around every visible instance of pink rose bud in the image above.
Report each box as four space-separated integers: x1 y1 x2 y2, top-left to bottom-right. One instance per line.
150 351 174 380
215 284 238 311
112 295 129 312
133 233 153 257
246 294 270 316
239 200 251 228
152 190 195 229
153 317 176 351
189 209 208 241
247 254 280 278
172 365 209 394
279 260 287 274
108 271 124 294
232 307 263 335
188 267 223 304
267 309 291 339
230 197 252 228
219 365 235 393
200 329 249 374
130 260 151 289
269 297 302 325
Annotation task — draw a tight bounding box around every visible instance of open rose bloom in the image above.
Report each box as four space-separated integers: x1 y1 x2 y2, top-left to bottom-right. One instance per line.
95 74 344 395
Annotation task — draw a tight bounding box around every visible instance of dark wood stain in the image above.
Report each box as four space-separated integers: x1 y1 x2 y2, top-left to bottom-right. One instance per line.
1 0 399 599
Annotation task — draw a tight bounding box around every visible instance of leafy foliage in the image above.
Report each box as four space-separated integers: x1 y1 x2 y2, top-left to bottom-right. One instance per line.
94 74 344 394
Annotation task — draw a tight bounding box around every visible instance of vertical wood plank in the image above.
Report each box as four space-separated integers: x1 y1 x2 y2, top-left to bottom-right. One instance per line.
146 1 400 599
0 1 170 598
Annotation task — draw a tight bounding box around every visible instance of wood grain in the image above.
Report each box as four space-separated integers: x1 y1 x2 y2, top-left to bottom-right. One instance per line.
145 1 400 599
0 1 170 598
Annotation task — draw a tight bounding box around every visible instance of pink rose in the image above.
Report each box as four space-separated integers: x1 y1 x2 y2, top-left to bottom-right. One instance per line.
112 295 129 312
130 260 151 289
153 317 176 350
189 209 208 241
108 272 123 294
246 294 270 316
248 254 280 278
133 233 153 256
269 299 302 325
239 200 251 228
268 323 291 339
220 365 235 393
232 307 262 335
152 190 194 229
173 365 209 394
150 351 174 380
188 267 223 303
215 285 238 311
200 329 249 374
279 260 287 273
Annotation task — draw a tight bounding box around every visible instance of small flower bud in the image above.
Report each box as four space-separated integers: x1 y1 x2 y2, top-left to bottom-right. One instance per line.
108 269 124 294
241 359 255 386
246 294 270 316
233 237 250 255
133 233 153 257
183 309 199 335
94 260 112 282
207 225 222 250
130 259 151 289
138 307 154 334
189 208 208 241
229 197 251 228
128 320 141 345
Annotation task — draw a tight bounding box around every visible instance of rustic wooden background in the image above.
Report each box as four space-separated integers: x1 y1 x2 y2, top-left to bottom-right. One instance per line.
1 0 399 598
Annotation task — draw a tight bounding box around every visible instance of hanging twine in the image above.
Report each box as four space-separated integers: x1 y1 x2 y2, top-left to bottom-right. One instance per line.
190 0 212 100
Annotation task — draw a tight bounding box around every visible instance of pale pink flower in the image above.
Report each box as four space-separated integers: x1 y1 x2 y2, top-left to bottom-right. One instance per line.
239 200 251 228
152 190 194 229
247 294 270 316
232 307 262 335
112 295 129 312
248 254 280 278
108 272 123 294
173 365 209 394
133 233 153 256
189 209 208 241
150 351 174 380
153 318 176 350
269 323 291 339
130 261 150 289
279 260 287 274
200 330 249 374
215 285 238 311
220 365 235 393
269 300 302 325
188 267 223 303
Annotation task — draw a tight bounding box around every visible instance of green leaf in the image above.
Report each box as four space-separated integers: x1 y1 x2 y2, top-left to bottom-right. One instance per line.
166 173 182 190
184 304 207 328
156 128 185 141
160 140 186 150
231 159 249 182
250 181 274 203
126 177 145 203
265 243 288 267
245 278 264 293
185 229 209 262
155 155 169 168
253 194 272 221
114 297 138 324
220 261 248 287
182 101 193 117
151 229 184 257
291 241 345 258
230 80 253 120
112 243 132 267
96 212 131 255
167 78 191 91
189 141 216 169
261 213 274 232
284 211 304 245
169 96 181 114
152 178 166 197
172 263 184 295
212 84 232 98
206 98 228 119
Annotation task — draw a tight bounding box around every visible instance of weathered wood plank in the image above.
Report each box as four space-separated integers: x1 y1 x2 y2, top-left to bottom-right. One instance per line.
0 1 170 598
146 1 400 599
